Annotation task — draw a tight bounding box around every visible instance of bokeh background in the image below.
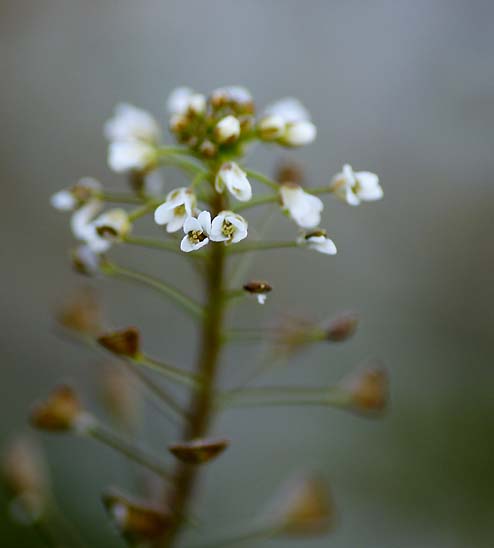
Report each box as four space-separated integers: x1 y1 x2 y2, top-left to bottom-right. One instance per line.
1 1 494 546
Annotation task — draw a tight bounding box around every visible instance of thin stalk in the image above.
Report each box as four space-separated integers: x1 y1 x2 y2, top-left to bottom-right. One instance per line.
193 524 279 548
231 194 278 213
123 235 204 258
98 192 144 205
160 191 227 547
219 385 352 409
86 422 171 480
227 240 298 255
128 199 161 222
137 354 199 389
102 262 204 319
244 169 279 190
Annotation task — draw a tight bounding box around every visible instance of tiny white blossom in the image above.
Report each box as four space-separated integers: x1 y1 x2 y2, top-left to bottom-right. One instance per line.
263 97 317 146
211 86 253 108
104 103 160 144
215 115 241 144
180 211 211 253
257 114 286 140
70 199 109 253
215 162 252 202
108 141 156 173
210 211 248 245
167 87 206 115
72 245 102 275
279 184 323 229
154 188 197 233
50 190 77 211
330 164 383 206
298 230 337 255
93 209 131 242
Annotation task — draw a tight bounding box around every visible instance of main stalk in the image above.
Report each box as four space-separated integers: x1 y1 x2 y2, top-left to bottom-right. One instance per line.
161 191 226 547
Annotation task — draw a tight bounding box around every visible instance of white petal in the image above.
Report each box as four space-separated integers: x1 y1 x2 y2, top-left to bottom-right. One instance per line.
257 294 267 304
154 203 174 225
108 141 154 173
183 216 202 234
264 97 311 123
355 171 383 201
71 200 102 240
215 115 240 143
198 211 212 234
284 121 317 146
308 236 337 255
210 215 229 241
104 103 160 143
51 190 76 211
167 87 193 115
180 235 196 252
166 215 185 233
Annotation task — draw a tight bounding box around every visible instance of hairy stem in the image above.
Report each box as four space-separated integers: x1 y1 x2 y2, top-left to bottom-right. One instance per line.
160 193 227 547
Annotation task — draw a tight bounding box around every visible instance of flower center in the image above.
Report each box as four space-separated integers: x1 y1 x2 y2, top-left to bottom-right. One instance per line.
188 230 206 244
222 220 235 238
174 204 186 216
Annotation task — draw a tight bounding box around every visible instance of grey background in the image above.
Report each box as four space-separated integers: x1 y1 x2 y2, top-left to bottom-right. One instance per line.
1 1 494 546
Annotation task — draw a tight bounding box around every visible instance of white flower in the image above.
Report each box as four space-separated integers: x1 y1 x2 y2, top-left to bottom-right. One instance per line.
263 97 317 146
298 230 337 255
167 87 206 115
51 190 77 211
210 211 248 245
211 86 253 109
154 188 197 233
108 141 156 173
279 184 323 229
93 209 131 242
70 199 109 253
104 103 160 144
330 164 383 206
215 115 240 143
257 114 286 140
180 211 211 252
215 162 252 202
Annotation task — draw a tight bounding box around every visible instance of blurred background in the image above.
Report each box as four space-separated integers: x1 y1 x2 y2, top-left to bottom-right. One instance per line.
1 0 494 546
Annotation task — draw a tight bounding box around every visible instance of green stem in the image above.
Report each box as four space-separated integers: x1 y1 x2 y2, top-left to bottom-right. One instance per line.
160 190 227 547
231 194 278 213
244 169 279 190
97 192 144 205
193 524 279 548
102 262 204 319
136 354 199 389
128 199 161 222
227 240 298 254
219 386 352 409
86 422 171 479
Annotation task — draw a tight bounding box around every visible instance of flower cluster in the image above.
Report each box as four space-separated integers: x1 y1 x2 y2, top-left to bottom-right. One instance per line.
50 85 382 275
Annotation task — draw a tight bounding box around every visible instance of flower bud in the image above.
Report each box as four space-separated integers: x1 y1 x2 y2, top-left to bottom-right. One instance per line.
94 209 131 241
326 312 358 342
168 437 229 464
214 115 240 144
199 139 218 158
102 489 171 541
283 121 317 146
258 114 285 140
243 280 272 305
169 113 189 134
342 365 389 414
57 287 103 336
210 86 254 114
98 327 141 358
272 476 334 537
30 385 86 432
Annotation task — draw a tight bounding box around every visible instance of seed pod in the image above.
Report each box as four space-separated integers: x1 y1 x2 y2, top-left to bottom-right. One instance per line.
57 287 103 336
326 312 358 342
102 489 171 542
168 438 230 464
30 385 84 432
98 327 140 358
342 365 389 414
243 280 272 304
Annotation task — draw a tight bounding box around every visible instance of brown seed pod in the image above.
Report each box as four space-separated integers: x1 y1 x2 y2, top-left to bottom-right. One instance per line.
98 327 140 358
168 438 230 464
342 365 389 414
326 312 359 342
30 385 83 432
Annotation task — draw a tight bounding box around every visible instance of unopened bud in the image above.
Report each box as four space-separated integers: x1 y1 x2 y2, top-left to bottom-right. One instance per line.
210 86 254 114
258 115 286 140
282 121 317 147
342 365 389 414
57 287 103 336
243 280 272 305
169 113 189 134
214 115 240 144
30 385 85 432
168 437 229 464
98 327 140 358
326 312 358 342
102 489 171 541
272 476 334 537
199 139 218 158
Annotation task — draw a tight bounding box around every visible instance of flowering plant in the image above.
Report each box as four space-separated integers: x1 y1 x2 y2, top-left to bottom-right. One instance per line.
4 85 386 547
